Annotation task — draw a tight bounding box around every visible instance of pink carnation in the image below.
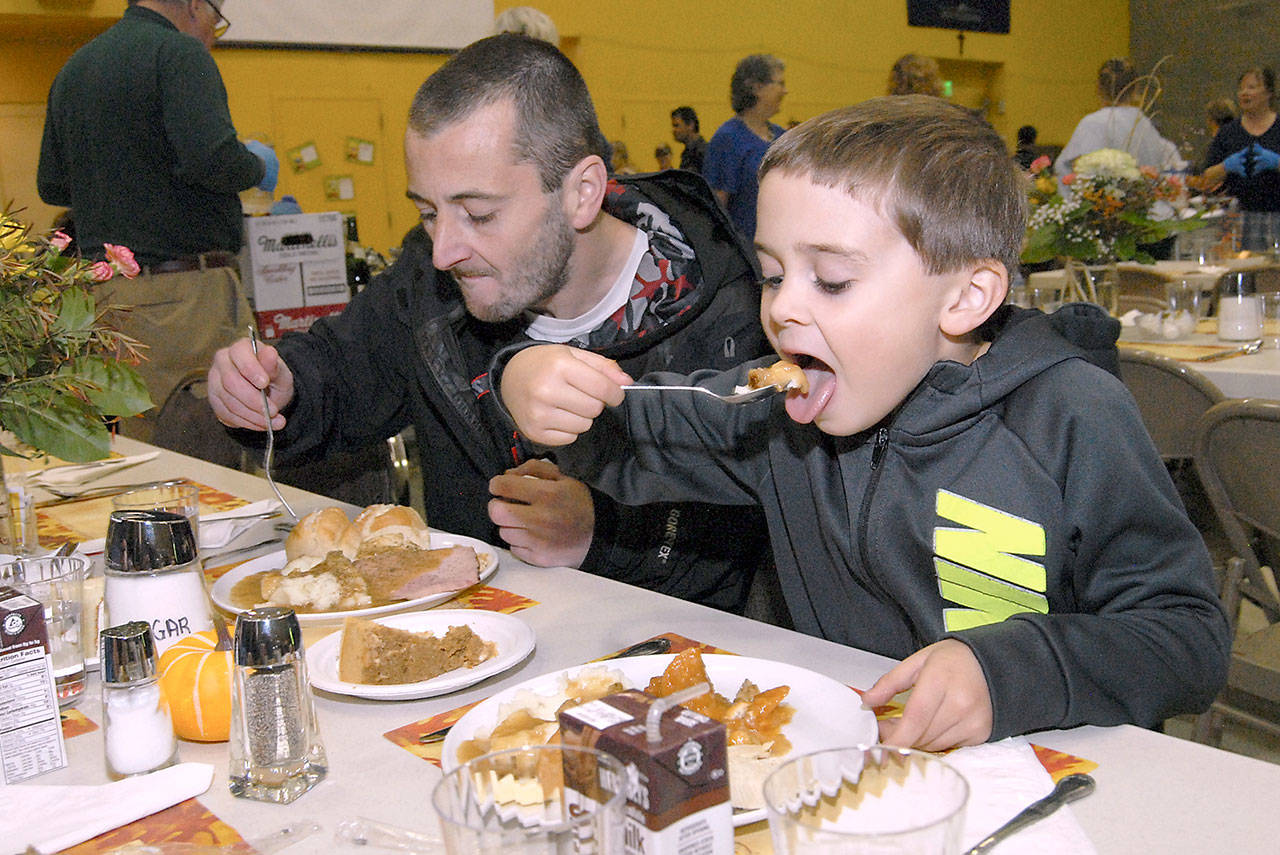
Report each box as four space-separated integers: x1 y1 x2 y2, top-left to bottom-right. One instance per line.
103 243 140 279
49 231 71 251
1139 165 1158 180
1030 155 1052 173
89 261 115 282
1062 173 1076 186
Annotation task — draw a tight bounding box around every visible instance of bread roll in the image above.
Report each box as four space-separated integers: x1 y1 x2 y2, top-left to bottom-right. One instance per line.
285 507 360 561
352 504 432 551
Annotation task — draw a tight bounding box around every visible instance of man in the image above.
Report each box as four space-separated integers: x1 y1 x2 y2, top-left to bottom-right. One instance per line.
38 0 278 441
208 35 773 613
671 106 707 174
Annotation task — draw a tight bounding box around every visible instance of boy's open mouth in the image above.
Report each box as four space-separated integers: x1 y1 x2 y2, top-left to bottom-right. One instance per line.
785 353 836 424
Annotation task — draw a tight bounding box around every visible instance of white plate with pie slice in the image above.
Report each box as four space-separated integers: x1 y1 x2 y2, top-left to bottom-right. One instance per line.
209 530 500 623
307 609 535 700
440 653 877 826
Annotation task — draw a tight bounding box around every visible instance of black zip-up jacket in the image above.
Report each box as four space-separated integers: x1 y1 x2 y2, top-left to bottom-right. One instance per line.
538 304 1231 739
268 171 772 611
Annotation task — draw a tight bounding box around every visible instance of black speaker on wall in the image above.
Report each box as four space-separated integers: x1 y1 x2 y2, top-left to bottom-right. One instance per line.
907 1 1010 35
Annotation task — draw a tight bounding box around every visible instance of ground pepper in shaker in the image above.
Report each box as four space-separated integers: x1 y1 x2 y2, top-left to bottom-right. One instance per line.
100 621 178 779
228 607 327 803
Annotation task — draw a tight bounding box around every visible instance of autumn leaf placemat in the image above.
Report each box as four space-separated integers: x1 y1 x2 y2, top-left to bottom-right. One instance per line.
58 799 250 855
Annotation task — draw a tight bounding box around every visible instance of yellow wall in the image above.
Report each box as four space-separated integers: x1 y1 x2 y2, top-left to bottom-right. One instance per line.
1 0 1130 253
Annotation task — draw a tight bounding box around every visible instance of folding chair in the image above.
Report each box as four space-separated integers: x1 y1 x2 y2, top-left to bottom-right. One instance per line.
151 368 249 471
1190 399 1280 744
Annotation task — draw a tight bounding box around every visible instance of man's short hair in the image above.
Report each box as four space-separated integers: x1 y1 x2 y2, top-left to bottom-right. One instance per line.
888 54 942 97
760 96 1027 276
731 54 783 114
1016 124 1037 146
671 106 700 133
407 34 610 192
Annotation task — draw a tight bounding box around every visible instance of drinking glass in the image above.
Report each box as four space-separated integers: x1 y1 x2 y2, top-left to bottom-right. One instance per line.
432 744 626 854
112 480 201 545
1217 272 1264 341
0 554 90 705
1160 280 1204 340
763 744 969 855
1261 292 1280 349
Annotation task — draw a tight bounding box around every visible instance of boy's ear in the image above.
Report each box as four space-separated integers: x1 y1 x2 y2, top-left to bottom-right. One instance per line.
561 155 610 230
940 261 1008 337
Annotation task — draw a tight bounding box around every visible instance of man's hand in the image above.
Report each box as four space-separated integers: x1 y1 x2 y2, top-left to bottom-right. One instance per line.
488 459 594 568
1251 142 1280 174
1223 146 1252 177
207 337 295 430
860 639 993 752
501 345 632 446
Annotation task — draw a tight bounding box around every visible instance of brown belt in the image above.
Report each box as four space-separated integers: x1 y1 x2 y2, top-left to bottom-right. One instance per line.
144 251 238 275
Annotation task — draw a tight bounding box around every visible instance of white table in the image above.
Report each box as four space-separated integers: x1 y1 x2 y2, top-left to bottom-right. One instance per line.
31 438 1280 854
1118 329 1280 399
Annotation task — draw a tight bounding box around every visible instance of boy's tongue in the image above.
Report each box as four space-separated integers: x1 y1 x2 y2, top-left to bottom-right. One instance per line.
785 364 836 424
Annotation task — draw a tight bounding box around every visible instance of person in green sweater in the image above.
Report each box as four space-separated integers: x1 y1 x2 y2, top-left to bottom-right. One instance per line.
38 0 278 441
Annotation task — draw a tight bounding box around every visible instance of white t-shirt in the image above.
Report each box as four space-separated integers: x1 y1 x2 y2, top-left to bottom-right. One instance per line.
1054 105 1186 184
525 227 647 342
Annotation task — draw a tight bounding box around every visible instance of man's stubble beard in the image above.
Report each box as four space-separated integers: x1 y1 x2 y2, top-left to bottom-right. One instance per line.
455 201 576 324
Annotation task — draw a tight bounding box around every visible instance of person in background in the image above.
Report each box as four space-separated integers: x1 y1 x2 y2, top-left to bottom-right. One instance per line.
888 53 943 97
492 5 558 44
704 54 787 239
207 35 774 615
610 140 638 175
37 0 278 442
1014 124 1039 169
1054 57 1185 184
1200 67 1280 251
670 106 707 174
654 144 673 171
497 95 1230 752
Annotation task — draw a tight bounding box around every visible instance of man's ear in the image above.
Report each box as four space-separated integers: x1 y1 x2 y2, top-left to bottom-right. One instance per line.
561 155 609 230
940 261 1008 337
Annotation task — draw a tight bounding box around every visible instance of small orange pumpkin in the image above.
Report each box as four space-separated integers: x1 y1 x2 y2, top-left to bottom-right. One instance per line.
157 630 233 742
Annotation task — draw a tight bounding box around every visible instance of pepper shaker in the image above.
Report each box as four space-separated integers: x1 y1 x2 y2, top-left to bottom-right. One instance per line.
100 621 178 779
104 510 214 656
228 607 327 803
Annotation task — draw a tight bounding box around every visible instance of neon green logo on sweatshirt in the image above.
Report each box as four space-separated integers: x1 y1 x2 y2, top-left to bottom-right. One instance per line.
933 489 1049 631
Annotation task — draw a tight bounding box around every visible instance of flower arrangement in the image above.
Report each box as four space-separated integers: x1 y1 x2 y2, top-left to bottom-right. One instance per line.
1022 149 1205 265
1 212 152 462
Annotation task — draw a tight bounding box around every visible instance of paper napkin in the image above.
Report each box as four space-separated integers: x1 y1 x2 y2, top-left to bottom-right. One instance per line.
198 499 282 552
949 737 1096 854
0 761 213 855
25 452 160 489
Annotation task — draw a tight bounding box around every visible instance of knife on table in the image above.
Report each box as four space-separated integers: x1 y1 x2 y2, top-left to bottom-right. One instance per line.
1193 339 1263 361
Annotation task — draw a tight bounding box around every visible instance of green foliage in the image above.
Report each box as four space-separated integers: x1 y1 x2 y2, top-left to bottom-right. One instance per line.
1 211 152 462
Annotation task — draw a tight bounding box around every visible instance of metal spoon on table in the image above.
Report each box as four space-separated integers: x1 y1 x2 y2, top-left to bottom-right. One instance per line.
247 326 299 523
962 773 1096 854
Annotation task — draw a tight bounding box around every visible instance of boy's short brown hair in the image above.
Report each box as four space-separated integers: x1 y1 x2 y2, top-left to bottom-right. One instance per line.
759 95 1027 276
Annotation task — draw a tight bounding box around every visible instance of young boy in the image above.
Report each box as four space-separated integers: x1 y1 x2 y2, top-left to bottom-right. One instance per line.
498 96 1230 750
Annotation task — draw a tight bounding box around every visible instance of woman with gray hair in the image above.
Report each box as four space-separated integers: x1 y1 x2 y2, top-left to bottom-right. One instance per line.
703 53 787 239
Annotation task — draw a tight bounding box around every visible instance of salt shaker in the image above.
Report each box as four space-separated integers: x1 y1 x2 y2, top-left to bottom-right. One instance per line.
100 621 178 779
104 510 214 657
228 607 327 803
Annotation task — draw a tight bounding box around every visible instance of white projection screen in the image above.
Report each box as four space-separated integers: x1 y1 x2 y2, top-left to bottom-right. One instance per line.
218 0 494 51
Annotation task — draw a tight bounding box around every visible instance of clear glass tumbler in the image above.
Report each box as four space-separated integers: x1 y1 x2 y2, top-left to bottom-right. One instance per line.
763 744 970 855
0 554 90 705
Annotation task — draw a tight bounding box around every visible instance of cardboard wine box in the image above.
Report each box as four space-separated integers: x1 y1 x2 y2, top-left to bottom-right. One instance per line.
0 585 68 783
240 212 349 339
560 690 733 855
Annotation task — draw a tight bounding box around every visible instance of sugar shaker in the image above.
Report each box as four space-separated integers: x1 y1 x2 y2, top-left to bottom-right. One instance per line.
100 621 178 779
228 607 327 803
104 510 214 657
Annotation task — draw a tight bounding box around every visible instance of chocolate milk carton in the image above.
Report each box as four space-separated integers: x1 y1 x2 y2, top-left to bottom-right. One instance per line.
0 585 68 783
560 686 732 855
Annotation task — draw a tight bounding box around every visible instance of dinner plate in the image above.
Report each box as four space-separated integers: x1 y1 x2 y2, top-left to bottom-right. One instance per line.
307 610 535 700
440 653 877 827
209 530 500 623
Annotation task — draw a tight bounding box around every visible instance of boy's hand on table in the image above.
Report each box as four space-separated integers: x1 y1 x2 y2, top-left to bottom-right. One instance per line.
502 345 632 446
862 639 993 752
489 459 594 568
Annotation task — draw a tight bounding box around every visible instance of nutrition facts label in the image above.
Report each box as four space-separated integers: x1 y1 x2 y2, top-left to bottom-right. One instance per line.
0 646 67 784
